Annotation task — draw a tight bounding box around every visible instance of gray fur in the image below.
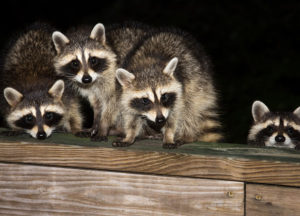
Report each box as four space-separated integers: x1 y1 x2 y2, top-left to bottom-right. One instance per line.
248 100 300 149
110 23 223 148
0 23 82 138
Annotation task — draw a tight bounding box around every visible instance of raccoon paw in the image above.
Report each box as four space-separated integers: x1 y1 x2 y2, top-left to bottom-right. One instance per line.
91 135 108 142
90 128 98 137
112 141 133 147
163 140 184 149
0 130 24 136
74 131 91 138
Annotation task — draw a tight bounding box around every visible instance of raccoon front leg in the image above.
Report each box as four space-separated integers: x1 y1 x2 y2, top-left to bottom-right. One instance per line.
74 113 98 138
91 97 117 141
112 115 142 147
70 115 83 135
90 109 107 141
162 118 180 149
63 99 85 137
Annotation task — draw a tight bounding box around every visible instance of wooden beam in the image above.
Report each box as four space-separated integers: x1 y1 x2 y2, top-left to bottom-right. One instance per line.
0 163 244 216
0 141 300 187
1 131 300 163
246 184 300 216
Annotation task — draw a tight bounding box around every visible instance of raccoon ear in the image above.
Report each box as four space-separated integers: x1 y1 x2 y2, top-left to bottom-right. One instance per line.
293 107 300 118
163 57 178 77
48 80 65 100
90 23 106 44
4 87 23 107
52 31 70 54
252 100 270 122
116 68 135 88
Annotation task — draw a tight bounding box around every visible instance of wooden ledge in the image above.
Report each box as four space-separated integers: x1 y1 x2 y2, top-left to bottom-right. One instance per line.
0 132 300 187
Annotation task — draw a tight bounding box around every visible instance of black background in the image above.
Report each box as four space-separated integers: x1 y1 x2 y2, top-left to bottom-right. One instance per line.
1 0 299 144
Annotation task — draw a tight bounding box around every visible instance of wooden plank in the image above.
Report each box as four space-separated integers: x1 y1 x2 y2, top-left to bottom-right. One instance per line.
1 131 300 163
246 184 300 216
0 163 244 216
0 142 300 187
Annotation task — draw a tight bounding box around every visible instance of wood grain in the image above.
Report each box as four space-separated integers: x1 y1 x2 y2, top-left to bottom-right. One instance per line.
246 184 300 216
1 131 300 163
0 163 244 216
0 142 300 187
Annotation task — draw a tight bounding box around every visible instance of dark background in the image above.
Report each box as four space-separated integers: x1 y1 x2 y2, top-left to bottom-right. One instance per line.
1 0 299 144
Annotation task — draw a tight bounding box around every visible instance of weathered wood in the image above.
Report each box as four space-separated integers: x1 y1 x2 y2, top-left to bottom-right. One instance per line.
246 184 300 216
0 141 300 187
1 131 300 163
0 163 244 216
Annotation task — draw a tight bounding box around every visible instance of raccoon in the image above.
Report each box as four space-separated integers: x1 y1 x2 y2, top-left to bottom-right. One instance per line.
52 24 118 140
0 24 83 139
114 26 222 148
248 101 300 149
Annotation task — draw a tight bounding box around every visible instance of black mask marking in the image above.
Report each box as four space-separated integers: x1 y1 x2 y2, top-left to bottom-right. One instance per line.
130 98 153 111
286 126 300 141
44 112 63 127
161 92 176 107
61 59 81 75
15 113 36 129
88 57 108 73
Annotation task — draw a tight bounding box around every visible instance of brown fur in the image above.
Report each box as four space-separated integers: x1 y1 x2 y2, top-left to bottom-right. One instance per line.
0 23 82 137
52 24 119 140
112 23 223 148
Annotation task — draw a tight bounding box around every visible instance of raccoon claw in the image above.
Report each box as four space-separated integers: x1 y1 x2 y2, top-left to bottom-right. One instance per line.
163 140 184 149
112 141 133 147
91 129 98 137
0 130 24 137
91 135 108 142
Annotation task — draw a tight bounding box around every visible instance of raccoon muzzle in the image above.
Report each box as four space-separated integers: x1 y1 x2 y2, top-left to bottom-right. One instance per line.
37 131 47 140
146 115 166 132
275 134 285 143
82 74 93 84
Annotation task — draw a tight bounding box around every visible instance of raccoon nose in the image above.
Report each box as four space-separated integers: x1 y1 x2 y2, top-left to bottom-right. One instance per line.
82 75 92 84
156 116 166 124
37 131 47 140
275 135 285 143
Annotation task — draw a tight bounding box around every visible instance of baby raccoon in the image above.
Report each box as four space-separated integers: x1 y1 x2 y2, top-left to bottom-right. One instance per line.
52 23 118 140
0 23 82 139
115 27 222 149
248 100 300 149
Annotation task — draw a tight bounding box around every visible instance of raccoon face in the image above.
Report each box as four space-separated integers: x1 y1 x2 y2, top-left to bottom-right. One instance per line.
4 80 65 139
52 23 116 86
116 58 182 131
248 101 300 148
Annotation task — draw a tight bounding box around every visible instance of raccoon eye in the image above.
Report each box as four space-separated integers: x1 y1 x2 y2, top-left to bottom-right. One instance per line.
266 125 274 134
44 112 54 121
44 112 63 126
70 59 80 69
287 127 295 136
89 57 99 66
130 98 152 111
89 57 107 72
161 92 176 107
161 93 169 102
142 98 151 105
15 114 35 129
25 114 34 123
